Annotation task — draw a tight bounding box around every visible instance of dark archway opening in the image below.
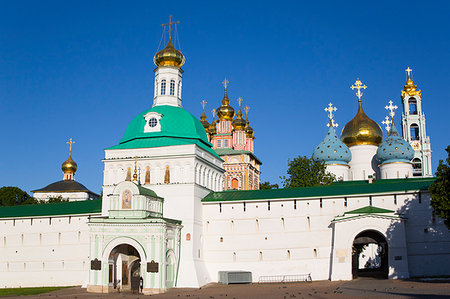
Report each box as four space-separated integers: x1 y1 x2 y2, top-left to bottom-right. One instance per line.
108 244 141 293
352 230 388 279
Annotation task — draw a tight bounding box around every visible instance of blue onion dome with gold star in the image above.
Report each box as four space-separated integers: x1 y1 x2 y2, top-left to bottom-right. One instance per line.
154 37 185 68
313 123 352 165
341 80 383 147
377 121 414 165
216 79 235 121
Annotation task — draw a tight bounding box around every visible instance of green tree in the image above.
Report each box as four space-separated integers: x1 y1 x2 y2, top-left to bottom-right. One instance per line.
259 181 279 190
42 195 69 204
0 187 37 206
280 156 335 188
430 146 450 229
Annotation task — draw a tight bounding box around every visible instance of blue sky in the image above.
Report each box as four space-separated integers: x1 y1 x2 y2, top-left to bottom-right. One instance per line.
1 1 449 194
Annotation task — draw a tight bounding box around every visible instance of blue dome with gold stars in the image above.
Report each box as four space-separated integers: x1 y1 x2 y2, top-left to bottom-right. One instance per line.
377 122 414 164
312 126 352 165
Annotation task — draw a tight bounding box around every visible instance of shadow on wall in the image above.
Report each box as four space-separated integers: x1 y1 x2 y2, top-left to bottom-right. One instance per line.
386 191 450 278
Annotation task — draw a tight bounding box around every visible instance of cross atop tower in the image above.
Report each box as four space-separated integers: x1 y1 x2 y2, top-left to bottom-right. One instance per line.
244 106 250 118
405 66 413 79
66 138 75 156
237 97 243 108
351 78 367 102
161 15 179 40
212 108 216 120
385 100 398 118
381 115 392 132
324 102 338 127
201 99 207 110
222 78 229 90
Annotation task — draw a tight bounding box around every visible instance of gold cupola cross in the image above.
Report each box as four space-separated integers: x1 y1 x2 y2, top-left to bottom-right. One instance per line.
222 77 229 90
405 66 413 79
66 138 75 156
381 115 392 132
161 15 179 40
385 100 398 118
325 102 338 128
351 79 367 102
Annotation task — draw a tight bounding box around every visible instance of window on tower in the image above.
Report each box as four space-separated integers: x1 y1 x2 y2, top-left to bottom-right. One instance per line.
170 80 175 95
409 98 418 115
161 79 166 95
224 139 229 148
412 158 422 176
410 124 420 141
217 140 222 148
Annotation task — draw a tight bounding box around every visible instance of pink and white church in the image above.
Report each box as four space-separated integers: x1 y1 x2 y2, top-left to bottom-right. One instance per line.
0 19 448 294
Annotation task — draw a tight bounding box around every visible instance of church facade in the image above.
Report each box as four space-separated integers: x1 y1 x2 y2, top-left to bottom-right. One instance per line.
0 20 449 294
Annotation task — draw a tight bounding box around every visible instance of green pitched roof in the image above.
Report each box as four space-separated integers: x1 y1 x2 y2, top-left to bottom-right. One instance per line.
345 206 394 214
136 185 162 199
214 148 262 165
0 200 102 219
202 177 435 202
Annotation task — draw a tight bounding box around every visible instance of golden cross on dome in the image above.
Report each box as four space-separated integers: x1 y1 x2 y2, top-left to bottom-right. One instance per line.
324 102 338 128
201 99 207 110
212 108 216 120
351 78 367 102
66 138 75 156
133 156 138 182
244 106 250 118
222 78 229 90
381 116 392 132
237 97 243 108
405 67 413 78
385 100 398 118
161 15 179 39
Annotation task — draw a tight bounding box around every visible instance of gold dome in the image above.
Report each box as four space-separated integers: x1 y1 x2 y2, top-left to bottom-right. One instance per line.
154 37 185 68
209 120 217 135
401 68 421 98
341 102 383 147
232 98 247 130
61 155 77 174
200 102 210 130
216 89 235 120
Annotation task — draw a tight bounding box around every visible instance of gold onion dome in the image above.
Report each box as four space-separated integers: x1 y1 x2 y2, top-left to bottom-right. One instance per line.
200 104 210 130
216 81 235 120
232 99 247 130
341 102 383 147
401 67 421 98
245 121 254 138
61 155 77 174
153 37 185 68
209 120 217 135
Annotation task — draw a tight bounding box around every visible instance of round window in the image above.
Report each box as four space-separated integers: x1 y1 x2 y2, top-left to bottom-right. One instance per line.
148 118 158 127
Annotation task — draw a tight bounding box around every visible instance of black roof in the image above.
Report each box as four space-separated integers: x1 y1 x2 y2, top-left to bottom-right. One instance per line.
32 180 100 197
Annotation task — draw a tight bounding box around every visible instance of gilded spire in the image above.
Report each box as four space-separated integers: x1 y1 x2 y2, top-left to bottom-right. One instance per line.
154 15 185 68
200 99 210 129
244 105 254 138
401 66 421 98
62 138 77 180
209 109 217 135
216 77 235 120
233 97 247 130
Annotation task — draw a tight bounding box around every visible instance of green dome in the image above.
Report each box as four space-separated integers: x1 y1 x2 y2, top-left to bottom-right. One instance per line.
108 105 219 158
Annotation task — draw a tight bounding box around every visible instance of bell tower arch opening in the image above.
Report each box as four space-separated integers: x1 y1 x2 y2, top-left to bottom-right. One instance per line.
352 230 388 279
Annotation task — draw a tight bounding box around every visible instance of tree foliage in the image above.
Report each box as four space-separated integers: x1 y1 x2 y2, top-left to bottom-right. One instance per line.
430 145 450 229
259 181 279 190
0 187 36 206
281 156 335 188
44 195 69 204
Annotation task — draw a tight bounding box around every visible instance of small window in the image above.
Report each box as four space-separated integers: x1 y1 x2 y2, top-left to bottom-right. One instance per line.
170 80 175 95
268 201 271 211
410 124 420 141
217 140 222 148
294 200 297 210
320 198 323 208
313 249 318 258
186 233 191 241
220 237 223 243
224 139 229 147
369 196 373 206
259 251 263 261
161 79 166 95
178 81 181 97
219 203 222 213
243 202 246 212
409 98 418 115
394 194 397 205
287 250 291 260
344 197 348 207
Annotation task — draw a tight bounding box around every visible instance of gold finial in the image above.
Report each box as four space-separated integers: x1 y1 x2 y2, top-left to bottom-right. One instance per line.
133 156 138 182
385 100 398 118
161 15 179 41
212 108 216 120
244 106 250 119
66 138 75 156
201 99 207 110
405 66 413 79
222 77 229 91
351 78 367 103
237 97 243 109
324 102 338 128
381 115 392 132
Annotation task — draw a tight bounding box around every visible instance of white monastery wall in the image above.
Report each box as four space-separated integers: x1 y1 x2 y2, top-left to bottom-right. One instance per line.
201 190 450 282
0 214 98 288
34 192 96 202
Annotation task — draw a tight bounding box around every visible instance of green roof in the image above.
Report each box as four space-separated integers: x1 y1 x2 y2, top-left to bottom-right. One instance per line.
345 206 394 214
107 105 220 159
202 177 435 202
0 200 102 219
214 148 262 165
136 185 162 199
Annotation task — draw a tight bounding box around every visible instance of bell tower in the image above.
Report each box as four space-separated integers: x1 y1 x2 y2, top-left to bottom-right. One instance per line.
400 67 432 177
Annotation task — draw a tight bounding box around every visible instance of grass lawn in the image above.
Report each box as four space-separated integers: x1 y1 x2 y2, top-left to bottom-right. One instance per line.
0 286 72 296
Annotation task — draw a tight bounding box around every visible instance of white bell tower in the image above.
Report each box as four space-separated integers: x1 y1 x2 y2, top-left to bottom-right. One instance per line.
400 67 432 177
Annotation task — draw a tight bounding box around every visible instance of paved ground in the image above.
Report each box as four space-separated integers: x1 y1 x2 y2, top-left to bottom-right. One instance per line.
9 278 450 299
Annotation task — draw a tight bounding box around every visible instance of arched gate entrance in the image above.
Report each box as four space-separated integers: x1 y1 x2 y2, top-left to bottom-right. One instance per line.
352 230 388 279
108 244 141 293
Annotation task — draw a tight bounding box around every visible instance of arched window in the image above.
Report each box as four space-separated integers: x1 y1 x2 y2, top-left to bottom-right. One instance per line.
287 250 291 260
145 166 151 184
410 124 420 140
412 158 422 176
259 251 263 261
161 79 166 95
231 178 238 189
307 216 311 231
186 233 191 241
170 80 175 95
409 98 418 115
